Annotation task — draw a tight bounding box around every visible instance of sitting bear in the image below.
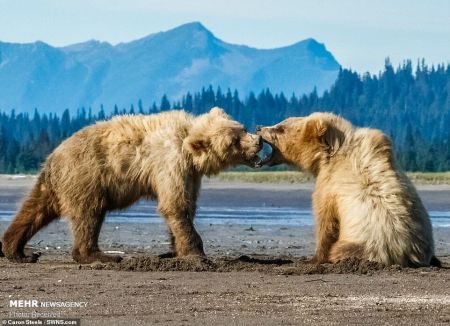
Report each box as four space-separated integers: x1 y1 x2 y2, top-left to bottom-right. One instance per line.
2 107 263 263
257 112 437 266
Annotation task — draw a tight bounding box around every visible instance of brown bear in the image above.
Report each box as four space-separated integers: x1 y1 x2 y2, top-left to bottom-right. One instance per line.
1 107 263 263
257 112 437 267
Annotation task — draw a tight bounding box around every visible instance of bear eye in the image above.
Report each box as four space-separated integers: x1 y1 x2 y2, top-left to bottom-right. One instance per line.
275 125 285 133
232 136 241 146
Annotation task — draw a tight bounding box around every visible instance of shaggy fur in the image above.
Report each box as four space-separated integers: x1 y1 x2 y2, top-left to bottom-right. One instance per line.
257 112 436 267
1 107 263 263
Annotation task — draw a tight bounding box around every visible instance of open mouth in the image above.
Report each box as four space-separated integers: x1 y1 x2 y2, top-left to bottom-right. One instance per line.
254 140 275 168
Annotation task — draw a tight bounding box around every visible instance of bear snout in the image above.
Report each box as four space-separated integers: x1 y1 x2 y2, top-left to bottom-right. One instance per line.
256 127 273 143
245 134 263 151
256 135 263 150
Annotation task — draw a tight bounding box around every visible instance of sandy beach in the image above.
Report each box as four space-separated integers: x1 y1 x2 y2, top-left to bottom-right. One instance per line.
0 175 449 325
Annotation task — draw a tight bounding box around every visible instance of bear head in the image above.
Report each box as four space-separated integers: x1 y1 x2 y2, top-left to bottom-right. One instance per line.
256 112 351 175
184 107 263 175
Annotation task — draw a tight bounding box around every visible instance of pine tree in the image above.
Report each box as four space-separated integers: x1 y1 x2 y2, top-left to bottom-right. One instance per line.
138 99 144 114
98 105 106 120
402 123 418 171
0 127 6 172
5 138 20 173
17 142 39 172
184 93 193 112
113 105 119 116
60 109 71 139
160 95 171 111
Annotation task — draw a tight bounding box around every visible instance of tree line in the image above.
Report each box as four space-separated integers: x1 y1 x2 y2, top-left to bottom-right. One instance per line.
0 59 449 173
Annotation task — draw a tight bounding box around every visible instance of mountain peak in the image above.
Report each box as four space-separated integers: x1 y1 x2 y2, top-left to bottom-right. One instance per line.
165 21 215 39
286 38 323 51
122 21 215 49
303 38 328 53
176 21 209 32
0 22 340 113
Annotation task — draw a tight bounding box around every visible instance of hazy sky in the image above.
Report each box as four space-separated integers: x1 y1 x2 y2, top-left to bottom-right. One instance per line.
0 0 449 73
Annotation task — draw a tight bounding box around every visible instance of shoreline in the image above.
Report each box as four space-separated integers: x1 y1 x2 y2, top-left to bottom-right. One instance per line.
3 172 450 188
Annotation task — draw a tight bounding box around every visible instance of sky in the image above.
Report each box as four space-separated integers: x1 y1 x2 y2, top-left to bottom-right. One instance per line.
0 0 449 73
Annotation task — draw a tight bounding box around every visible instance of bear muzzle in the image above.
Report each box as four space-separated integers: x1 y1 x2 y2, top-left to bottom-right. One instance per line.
255 127 281 167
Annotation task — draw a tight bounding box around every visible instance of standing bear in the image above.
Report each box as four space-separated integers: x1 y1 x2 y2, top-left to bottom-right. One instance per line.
1 107 263 263
257 112 437 267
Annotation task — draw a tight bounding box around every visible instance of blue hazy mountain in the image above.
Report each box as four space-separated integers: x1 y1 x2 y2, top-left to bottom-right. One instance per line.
0 22 340 113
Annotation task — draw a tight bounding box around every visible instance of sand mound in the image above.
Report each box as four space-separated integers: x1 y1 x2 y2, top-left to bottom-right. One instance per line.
282 257 387 275
85 255 401 275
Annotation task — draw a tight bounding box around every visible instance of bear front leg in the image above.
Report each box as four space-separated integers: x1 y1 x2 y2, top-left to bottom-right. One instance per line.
158 174 203 258
159 203 204 257
158 199 198 259
186 173 201 221
311 193 340 264
70 211 122 264
168 217 204 257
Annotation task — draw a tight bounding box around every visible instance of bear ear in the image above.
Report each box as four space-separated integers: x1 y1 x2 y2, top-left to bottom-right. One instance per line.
184 135 210 155
322 125 345 156
209 107 227 117
303 118 327 141
303 118 344 155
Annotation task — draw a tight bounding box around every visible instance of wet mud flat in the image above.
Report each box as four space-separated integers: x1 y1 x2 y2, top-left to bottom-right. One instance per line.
1 254 450 325
1 176 450 324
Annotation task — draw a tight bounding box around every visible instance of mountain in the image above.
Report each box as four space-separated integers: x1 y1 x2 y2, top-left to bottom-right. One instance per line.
0 22 340 114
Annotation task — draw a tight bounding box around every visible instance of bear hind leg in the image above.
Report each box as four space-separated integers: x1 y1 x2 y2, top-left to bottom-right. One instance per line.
70 212 122 264
2 178 59 263
329 240 365 263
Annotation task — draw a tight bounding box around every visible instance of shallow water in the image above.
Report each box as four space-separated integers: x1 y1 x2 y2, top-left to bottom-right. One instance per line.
1 200 449 227
1 179 450 227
